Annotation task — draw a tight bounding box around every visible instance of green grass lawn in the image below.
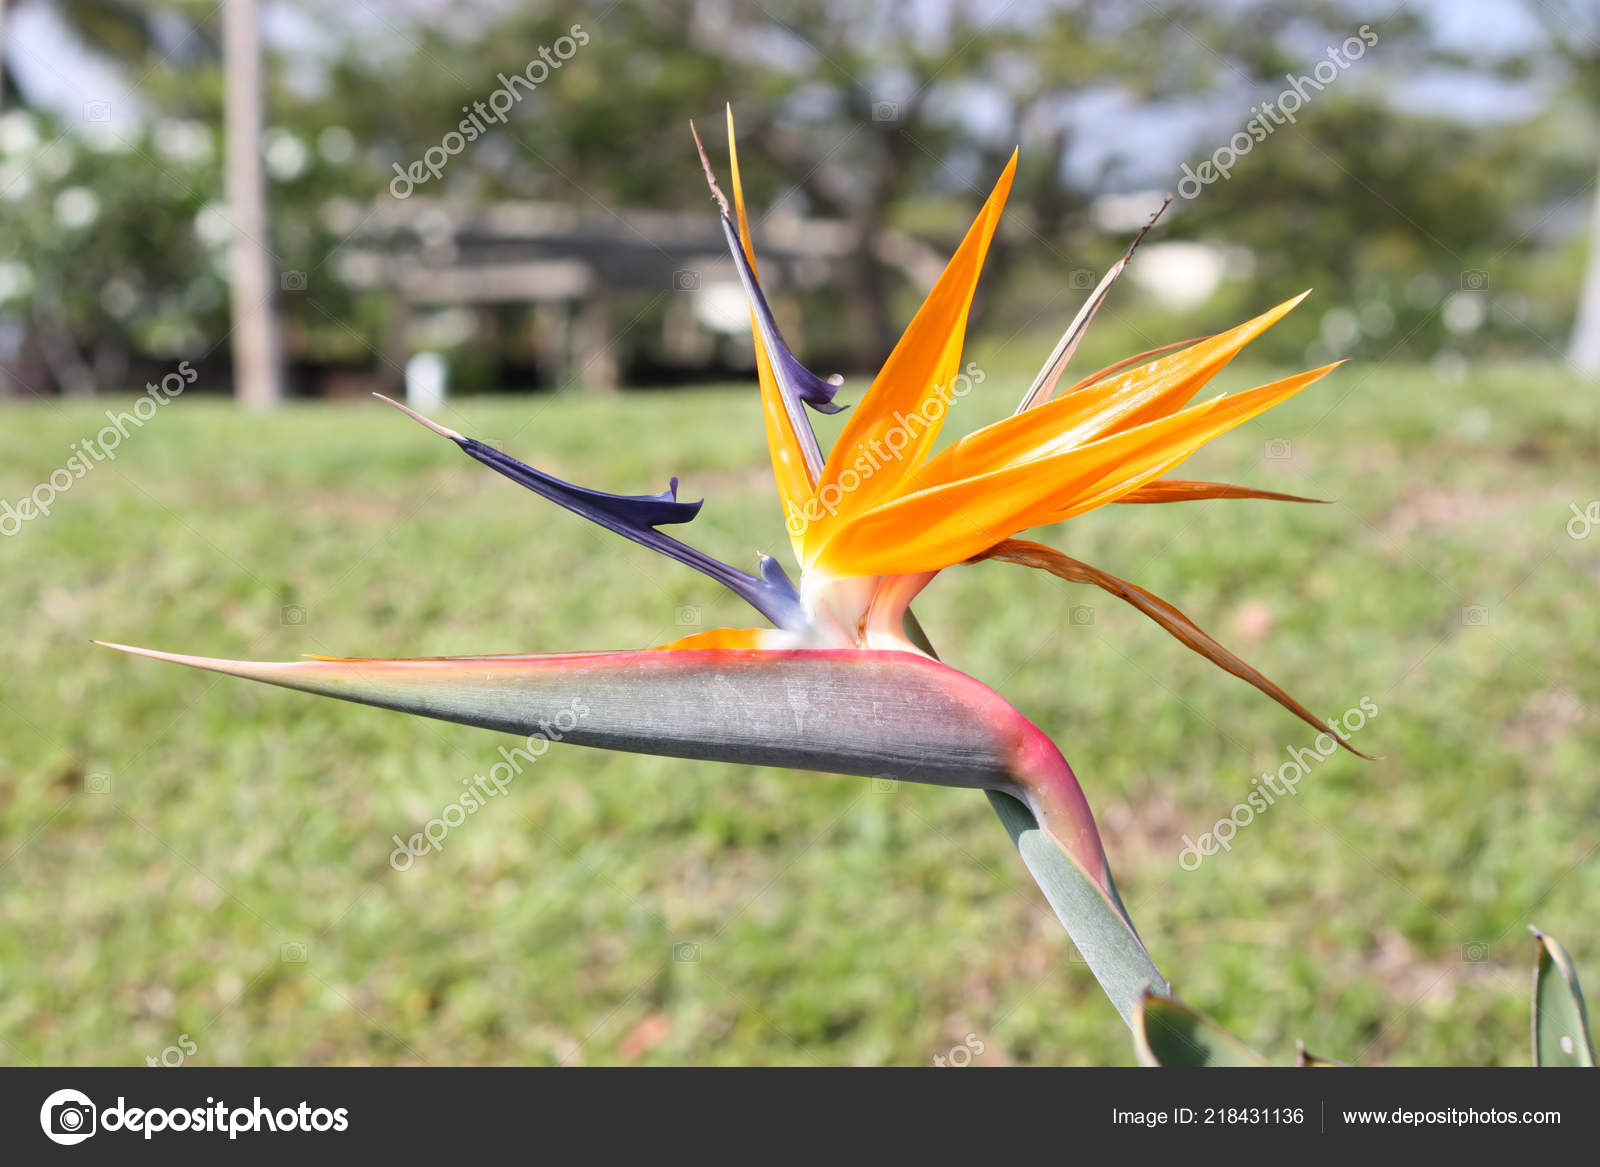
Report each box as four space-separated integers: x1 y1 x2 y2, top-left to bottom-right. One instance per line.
2 352 1597 1066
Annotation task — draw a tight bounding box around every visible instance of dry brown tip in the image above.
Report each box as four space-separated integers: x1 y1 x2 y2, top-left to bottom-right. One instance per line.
689 120 731 217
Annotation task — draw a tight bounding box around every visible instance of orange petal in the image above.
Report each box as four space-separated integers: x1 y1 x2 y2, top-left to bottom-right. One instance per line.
1101 293 1310 437
968 540 1375 759
911 294 1309 489
805 152 1017 556
754 334 820 554
726 111 815 559
726 105 758 276
1114 479 1328 505
1060 336 1207 395
652 627 778 651
816 363 1340 576
1042 365 1340 525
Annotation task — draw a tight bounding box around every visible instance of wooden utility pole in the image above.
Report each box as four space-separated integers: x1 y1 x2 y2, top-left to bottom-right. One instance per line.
1570 158 1600 379
223 0 283 408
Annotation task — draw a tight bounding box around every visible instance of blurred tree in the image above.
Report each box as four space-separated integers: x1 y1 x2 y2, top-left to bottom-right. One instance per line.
326 0 1416 362
1164 92 1583 362
0 0 1587 394
0 106 234 394
0 0 371 398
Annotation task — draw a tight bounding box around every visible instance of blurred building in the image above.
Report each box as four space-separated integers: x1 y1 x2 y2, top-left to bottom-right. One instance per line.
328 197 940 397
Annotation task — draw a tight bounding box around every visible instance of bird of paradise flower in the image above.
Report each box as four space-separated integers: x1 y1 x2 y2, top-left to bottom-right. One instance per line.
100 110 1367 1025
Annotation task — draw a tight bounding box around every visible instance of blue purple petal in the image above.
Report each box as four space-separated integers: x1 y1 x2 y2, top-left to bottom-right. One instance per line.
451 435 804 630
717 216 847 416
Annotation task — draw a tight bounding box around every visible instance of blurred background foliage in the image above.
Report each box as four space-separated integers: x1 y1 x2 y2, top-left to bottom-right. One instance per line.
0 0 1597 392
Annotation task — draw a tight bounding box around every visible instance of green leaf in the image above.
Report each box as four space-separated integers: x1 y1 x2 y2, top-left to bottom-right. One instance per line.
1531 926 1595 1067
911 617 1165 1030
988 792 1167 1029
1132 991 1266 1066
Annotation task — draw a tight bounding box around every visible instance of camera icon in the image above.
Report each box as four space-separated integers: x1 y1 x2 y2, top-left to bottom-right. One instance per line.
1460 270 1490 291
84 771 111 795
672 941 701 964
280 941 309 963
82 101 111 124
51 1099 95 1136
1264 438 1293 461
281 604 307 626
871 101 899 122
1068 269 1096 290
1462 941 1490 963
674 605 701 626
281 270 308 292
672 269 700 291
40 1089 97 1145
871 775 898 793
1070 605 1095 627
1460 605 1489 627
